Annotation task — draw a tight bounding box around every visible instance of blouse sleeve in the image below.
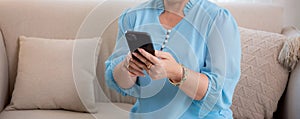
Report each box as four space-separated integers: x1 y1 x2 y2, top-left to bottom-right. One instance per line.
105 9 140 97
193 9 241 118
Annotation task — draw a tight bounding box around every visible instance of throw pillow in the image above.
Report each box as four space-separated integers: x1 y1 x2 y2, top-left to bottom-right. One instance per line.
231 27 289 118
6 36 99 113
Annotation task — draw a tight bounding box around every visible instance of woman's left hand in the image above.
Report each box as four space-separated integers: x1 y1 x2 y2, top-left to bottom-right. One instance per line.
132 48 182 81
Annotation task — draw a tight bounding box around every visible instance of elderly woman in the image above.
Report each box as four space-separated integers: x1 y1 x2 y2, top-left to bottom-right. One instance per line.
105 0 241 118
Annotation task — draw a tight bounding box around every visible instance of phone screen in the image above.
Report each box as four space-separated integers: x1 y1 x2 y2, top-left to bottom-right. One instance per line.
125 31 155 63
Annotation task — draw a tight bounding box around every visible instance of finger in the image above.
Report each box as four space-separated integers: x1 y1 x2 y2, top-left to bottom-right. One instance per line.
155 50 171 59
129 59 144 74
125 56 131 66
131 58 148 70
127 52 132 58
138 48 160 64
128 71 138 77
132 52 149 65
128 65 144 76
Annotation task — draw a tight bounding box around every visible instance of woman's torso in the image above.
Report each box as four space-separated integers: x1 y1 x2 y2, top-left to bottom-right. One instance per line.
122 0 234 118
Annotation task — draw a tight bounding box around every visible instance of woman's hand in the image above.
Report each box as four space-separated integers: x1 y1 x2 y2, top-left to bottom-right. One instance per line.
132 48 182 81
123 53 145 77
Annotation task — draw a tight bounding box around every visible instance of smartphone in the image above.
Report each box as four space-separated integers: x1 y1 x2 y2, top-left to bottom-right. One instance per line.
125 31 155 64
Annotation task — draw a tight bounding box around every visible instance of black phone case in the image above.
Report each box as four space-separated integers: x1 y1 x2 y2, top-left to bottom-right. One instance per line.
125 31 155 64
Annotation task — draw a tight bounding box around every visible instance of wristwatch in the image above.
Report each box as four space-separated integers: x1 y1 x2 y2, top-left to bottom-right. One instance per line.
169 64 188 86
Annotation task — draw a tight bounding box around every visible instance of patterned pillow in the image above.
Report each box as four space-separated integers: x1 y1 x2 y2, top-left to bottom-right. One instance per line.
231 27 289 118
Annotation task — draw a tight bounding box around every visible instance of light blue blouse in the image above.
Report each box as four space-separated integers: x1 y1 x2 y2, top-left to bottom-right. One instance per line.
105 0 241 118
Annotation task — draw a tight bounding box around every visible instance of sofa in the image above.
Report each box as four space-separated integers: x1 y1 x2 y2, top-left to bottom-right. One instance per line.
0 0 299 119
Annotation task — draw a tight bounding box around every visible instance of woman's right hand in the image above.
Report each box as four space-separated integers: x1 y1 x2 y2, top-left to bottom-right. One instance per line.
113 53 142 89
123 53 146 77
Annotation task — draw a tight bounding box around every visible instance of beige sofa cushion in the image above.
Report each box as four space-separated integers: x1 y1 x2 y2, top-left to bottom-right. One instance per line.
6 36 99 113
231 27 289 118
0 103 132 119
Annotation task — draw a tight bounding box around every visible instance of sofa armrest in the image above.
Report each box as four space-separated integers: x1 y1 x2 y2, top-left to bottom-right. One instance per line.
283 62 300 119
281 26 300 119
0 29 9 112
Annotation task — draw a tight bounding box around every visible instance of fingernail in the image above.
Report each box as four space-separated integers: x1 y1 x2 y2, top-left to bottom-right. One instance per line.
138 48 142 52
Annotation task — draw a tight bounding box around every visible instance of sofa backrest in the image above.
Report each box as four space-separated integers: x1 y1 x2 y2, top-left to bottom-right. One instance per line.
0 0 284 105
219 3 283 33
0 0 98 103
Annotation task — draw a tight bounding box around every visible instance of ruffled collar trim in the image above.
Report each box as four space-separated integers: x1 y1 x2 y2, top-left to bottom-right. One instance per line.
155 0 200 15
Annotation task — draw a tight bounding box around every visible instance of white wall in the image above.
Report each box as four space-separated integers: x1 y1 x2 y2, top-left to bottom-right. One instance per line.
275 0 300 29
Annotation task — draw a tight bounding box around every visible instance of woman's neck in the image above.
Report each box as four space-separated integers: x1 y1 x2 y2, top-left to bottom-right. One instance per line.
163 0 189 17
